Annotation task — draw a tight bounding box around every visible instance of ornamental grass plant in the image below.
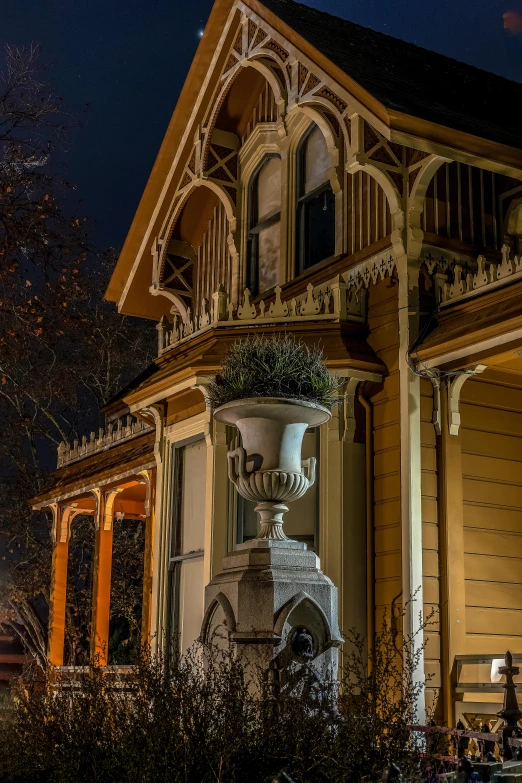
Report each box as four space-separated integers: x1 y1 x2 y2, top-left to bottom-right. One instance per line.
0 613 443 783
206 335 340 410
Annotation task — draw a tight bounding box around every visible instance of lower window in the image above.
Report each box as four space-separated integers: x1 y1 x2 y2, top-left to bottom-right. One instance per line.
168 436 206 654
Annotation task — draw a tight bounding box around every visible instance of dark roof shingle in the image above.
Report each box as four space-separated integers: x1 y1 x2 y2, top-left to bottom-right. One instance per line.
262 0 522 149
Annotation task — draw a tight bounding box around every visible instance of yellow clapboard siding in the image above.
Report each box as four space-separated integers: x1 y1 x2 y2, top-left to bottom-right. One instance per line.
422 471 438 499
375 525 402 553
425 631 441 660
463 528 522 559
420 377 434 397
463 503 522 533
424 604 440 630
375 473 401 503
374 423 400 452
462 428 522 463
464 553 522 585
424 660 441 688
373 373 399 405
466 635 522 655
422 446 437 472
461 405 522 440
423 577 441 604
374 448 400 478
375 499 400 528
421 395 434 422
423 522 439 551
462 453 522 485
422 496 438 524
368 280 399 308
375 551 402 580
463 478 522 508
375 578 401 606
374 399 400 428
461 379 522 413
421 421 437 447
373 347 399 373
423 550 439 578
466 607 522 636
466 580 522 611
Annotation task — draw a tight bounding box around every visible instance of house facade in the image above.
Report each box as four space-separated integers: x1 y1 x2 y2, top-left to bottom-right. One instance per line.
33 0 522 728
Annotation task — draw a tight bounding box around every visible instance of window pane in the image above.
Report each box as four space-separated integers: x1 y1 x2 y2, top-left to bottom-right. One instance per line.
258 221 280 294
305 126 330 194
181 439 206 554
178 557 205 654
283 431 318 545
303 187 336 269
257 156 281 221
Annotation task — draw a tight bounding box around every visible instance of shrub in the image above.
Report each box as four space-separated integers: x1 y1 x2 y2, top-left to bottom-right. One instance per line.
206 335 340 410
0 615 439 783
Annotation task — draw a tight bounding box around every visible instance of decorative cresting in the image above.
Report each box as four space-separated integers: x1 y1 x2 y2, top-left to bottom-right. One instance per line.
214 398 330 540
57 415 152 469
422 244 522 305
156 274 366 357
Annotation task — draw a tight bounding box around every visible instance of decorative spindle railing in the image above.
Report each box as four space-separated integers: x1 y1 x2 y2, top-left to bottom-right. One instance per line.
156 275 366 357
423 244 522 306
57 415 153 469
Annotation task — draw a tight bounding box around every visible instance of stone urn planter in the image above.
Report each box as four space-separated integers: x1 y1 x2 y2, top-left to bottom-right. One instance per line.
214 397 331 540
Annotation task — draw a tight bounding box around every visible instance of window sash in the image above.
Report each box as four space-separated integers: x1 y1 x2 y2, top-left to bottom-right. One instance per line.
167 434 206 650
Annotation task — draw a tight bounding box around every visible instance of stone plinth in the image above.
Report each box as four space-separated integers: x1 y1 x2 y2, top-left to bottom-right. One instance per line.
201 539 342 692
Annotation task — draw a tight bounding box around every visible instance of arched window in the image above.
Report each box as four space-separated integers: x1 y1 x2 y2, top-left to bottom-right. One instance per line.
247 155 281 297
296 124 335 274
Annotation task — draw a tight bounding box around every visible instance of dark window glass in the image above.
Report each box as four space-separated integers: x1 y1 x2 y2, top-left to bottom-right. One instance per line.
247 156 281 297
296 125 336 274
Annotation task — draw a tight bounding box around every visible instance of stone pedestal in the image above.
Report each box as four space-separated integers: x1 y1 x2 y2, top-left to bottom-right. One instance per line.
201 539 342 693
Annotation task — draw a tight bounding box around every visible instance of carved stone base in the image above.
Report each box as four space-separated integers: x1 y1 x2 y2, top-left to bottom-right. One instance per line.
201 539 342 691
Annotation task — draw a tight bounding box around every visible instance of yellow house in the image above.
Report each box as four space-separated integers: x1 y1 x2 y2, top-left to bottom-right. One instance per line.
33 0 522 728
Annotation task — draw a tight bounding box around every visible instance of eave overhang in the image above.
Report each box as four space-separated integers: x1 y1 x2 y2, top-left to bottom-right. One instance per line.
123 320 386 411
414 278 522 373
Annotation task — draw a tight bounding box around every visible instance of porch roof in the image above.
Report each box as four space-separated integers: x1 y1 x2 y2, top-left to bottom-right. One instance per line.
414 277 522 372
31 432 155 508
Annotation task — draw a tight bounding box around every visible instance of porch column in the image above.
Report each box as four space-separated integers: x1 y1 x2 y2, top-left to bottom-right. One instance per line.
48 506 68 666
397 253 426 724
141 470 155 644
91 491 113 665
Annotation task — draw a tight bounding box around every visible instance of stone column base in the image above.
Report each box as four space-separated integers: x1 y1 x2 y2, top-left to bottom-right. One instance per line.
201 539 343 692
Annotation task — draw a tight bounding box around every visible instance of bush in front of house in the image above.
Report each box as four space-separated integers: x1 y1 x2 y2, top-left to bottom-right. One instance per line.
206 335 340 410
0 614 440 783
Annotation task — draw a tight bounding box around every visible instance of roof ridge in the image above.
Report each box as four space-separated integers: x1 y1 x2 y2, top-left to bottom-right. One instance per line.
260 0 522 89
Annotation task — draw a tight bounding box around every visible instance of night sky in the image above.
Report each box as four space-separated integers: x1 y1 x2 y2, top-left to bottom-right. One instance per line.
2 0 522 252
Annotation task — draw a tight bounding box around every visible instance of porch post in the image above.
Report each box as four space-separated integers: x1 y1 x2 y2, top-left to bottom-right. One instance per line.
397 252 426 724
48 511 69 666
141 470 155 645
91 491 113 665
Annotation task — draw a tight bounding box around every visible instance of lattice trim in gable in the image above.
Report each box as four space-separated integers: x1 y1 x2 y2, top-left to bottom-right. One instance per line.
251 27 268 49
301 72 321 95
314 86 347 114
264 39 289 61
224 52 239 75
298 64 309 93
179 171 193 190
